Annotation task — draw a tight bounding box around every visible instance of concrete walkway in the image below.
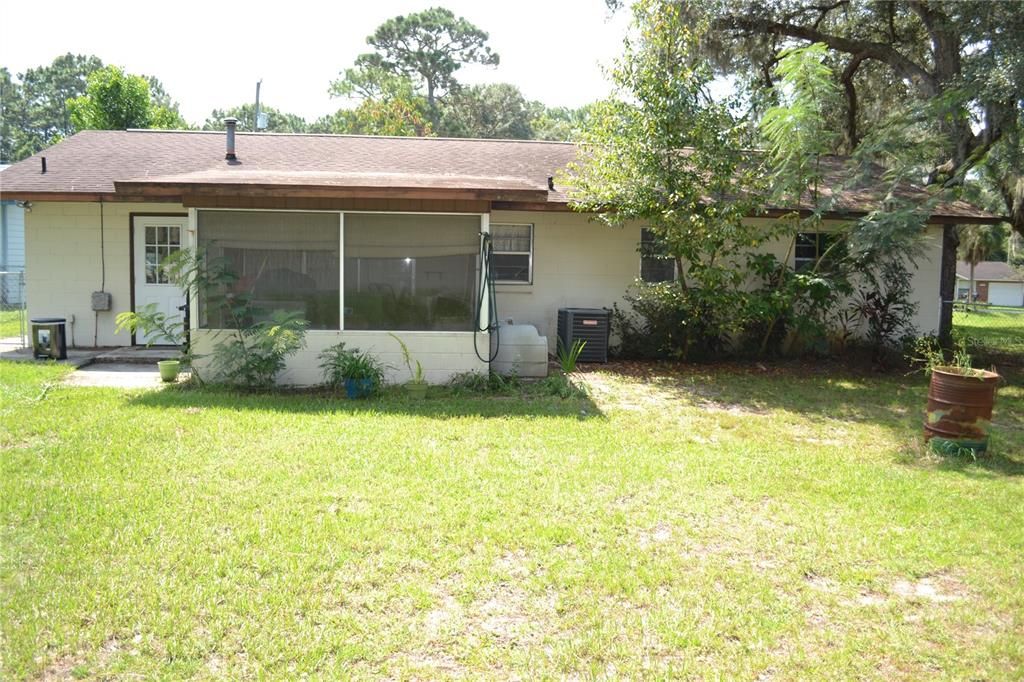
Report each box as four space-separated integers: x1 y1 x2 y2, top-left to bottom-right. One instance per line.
1 339 183 388
63 362 173 388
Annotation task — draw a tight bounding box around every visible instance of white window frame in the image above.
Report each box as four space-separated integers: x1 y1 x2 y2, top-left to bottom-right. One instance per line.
639 227 677 283
490 223 534 285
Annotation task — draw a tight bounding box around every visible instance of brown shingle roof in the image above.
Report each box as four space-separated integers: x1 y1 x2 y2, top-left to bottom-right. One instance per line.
0 129 1001 222
956 261 1024 282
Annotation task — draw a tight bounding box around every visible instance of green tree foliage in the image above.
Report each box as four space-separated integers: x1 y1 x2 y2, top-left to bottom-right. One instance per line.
313 99 434 137
0 54 102 162
0 68 25 163
332 7 499 127
202 104 310 133
67 65 188 131
439 83 537 139
567 0 768 357
567 0 763 279
327 64 434 137
672 0 1024 344
530 104 596 141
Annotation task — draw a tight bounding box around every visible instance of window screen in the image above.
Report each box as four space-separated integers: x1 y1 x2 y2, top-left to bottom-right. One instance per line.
344 214 480 331
640 228 676 283
491 223 533 283
197 211 340 329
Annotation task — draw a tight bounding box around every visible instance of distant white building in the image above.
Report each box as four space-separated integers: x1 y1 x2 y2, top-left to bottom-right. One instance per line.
1 163 26 306
956 260 1024 307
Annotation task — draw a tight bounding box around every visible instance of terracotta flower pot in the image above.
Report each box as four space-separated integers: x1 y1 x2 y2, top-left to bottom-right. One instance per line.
923 366 1000 454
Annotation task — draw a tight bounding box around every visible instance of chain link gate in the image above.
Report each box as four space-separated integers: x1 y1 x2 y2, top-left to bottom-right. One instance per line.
951 300 1024 366
0 270 27 348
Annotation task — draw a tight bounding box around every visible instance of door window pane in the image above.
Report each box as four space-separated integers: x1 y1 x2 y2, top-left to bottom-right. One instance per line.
198 211 340 329
344 213 479 331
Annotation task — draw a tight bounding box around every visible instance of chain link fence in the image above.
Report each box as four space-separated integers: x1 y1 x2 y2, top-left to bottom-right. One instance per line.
0 270 28 348
951 301 1024 365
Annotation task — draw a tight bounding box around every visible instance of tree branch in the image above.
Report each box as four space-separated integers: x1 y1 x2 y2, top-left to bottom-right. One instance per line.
840 54 865 151
714 14 937 96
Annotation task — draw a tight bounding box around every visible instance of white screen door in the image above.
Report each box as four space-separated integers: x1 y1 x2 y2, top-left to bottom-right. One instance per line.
133 217 187 345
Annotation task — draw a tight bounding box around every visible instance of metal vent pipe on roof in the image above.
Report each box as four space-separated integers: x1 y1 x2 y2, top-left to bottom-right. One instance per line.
223 117 238 161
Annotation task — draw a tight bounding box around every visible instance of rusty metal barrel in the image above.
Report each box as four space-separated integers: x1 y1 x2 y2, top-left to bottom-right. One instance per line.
923 367 1000 453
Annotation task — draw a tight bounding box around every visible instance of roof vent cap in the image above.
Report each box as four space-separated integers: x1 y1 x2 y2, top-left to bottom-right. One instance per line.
223 117 239 161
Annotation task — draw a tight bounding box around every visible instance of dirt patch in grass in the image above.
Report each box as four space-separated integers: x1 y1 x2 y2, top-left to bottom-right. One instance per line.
34 654 85 681
891 573 969 603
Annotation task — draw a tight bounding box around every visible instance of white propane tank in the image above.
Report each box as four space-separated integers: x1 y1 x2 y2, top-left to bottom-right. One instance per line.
490 324 549 377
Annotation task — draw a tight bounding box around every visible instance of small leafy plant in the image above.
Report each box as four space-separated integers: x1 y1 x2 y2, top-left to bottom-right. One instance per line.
556 337 587 374
319 342 386 396
211 310 309 389
115 306 185 349
910 335 982 377
388 333 425 384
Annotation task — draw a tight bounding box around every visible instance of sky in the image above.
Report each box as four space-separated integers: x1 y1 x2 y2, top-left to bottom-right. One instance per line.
0 0 632 126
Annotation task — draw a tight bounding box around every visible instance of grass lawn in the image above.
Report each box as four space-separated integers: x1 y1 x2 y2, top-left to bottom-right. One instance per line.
2 361 1023 679
955 306 1024 358
0 308 26 339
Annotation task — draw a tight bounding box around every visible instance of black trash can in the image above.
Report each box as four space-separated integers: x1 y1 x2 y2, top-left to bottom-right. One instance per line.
31 317 67 360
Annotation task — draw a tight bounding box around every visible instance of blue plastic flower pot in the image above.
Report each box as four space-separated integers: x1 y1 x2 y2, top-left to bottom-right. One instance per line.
345 378 376 399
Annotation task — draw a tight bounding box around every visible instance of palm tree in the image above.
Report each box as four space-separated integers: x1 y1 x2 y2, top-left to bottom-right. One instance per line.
958 225 1004 308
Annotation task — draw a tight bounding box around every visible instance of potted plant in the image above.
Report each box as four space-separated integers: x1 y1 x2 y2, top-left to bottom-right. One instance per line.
115 304 187 383
319 342 385 399
913 337 1001 454
389 333 428 398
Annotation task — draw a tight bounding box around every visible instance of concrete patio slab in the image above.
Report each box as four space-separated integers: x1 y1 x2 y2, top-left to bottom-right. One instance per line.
0 341 177 368
63 362 187 389
0 340 106 367
94 346 178 364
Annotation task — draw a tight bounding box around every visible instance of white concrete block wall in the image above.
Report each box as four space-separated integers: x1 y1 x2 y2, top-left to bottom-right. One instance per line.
24 201 183 347
190 329 487 385
492 211 946 350
23 201 946 368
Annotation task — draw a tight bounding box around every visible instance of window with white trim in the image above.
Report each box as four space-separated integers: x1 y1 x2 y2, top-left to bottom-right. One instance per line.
639 228 676 283
490 223 533 283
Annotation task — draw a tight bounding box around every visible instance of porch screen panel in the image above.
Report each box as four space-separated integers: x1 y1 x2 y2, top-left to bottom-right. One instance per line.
197 211 340 329
344 214 479 331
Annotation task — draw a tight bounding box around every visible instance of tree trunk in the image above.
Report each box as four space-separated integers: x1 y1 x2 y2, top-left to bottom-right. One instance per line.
426 80 439 130
938 225 959 348
969 259 975 311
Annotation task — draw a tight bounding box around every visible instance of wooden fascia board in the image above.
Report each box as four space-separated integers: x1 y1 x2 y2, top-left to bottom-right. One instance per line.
114 181 549 203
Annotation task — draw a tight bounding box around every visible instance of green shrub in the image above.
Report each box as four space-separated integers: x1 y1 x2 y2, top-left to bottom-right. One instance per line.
612 282 743 360
318 343 386 393
209 310 309 389
448 371 520 394
535 373 588 399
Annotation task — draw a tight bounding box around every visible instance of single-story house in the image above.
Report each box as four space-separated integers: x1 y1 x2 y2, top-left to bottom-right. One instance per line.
956 260 1024 307
0 126 999 383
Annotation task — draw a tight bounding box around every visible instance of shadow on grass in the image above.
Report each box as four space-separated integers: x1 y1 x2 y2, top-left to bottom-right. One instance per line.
580 359 1024 476
926 450 1024 479
127 382 605 421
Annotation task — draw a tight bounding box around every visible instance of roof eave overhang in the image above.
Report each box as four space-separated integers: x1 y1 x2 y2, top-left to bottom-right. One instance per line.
112 180 549 204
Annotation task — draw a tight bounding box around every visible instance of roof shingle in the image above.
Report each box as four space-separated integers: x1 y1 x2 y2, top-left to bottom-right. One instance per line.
0 129 1001 222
